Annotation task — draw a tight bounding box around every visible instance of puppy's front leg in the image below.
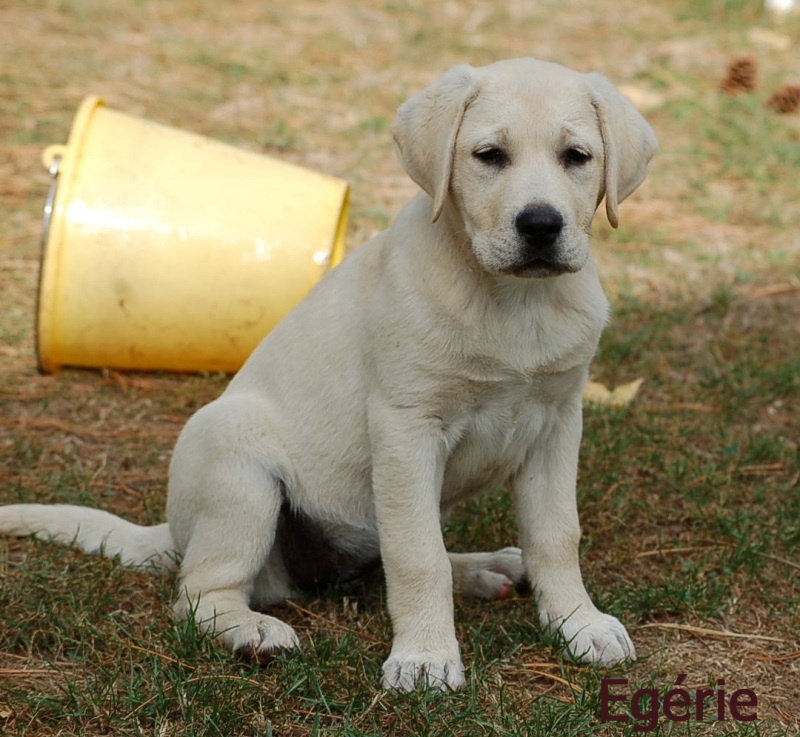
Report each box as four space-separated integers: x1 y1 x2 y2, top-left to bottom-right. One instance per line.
369 402 464 692
513 391 635 667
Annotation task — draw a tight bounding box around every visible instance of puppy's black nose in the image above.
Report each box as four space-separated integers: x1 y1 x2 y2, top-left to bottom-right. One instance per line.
515 205 564 250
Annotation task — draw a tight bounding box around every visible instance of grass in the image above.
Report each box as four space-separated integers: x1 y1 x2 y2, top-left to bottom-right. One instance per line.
2 292 796 736
1 0 799 735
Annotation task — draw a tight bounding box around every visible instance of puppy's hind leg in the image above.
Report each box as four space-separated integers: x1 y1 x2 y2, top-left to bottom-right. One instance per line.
169 401 299 664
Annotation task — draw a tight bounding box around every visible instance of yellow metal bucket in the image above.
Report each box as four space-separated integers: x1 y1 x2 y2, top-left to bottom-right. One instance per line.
37 96 349 373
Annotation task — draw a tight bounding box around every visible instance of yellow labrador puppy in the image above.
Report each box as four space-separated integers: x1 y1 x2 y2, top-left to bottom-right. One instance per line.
0 58 657 691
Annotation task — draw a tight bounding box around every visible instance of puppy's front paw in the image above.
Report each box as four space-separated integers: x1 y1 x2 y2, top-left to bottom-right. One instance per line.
543 610 636 667
381 651 466 692
226 614 301 665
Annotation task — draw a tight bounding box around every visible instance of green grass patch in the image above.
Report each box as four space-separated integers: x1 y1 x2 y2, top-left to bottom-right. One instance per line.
2 284 797 736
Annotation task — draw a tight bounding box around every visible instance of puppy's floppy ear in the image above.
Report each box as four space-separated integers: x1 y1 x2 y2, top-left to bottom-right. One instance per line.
586 72 658 229
392 64 479 222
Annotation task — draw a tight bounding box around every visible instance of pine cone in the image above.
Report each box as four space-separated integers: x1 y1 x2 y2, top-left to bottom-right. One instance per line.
767 84 800 113
720 56 758 95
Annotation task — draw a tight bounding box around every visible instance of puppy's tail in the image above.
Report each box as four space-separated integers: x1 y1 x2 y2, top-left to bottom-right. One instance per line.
0 504 178 573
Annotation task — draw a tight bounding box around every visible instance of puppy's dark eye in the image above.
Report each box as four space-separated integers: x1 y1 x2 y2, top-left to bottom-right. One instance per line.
563 148 592 167
473 147 508 167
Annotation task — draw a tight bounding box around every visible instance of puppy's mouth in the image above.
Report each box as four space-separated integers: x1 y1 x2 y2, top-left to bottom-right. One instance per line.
508 258 574 278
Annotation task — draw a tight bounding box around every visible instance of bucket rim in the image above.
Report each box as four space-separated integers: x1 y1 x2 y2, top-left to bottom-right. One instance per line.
36 95 106 373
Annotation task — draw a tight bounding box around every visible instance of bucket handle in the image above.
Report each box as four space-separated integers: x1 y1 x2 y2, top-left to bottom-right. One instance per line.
42 144 66 172
40 146 64 257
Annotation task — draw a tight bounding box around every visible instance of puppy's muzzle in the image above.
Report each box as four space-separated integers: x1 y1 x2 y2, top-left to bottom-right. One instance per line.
512 204 568 277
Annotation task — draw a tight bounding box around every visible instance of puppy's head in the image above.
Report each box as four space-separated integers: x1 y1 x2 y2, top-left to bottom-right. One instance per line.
392 58 658 278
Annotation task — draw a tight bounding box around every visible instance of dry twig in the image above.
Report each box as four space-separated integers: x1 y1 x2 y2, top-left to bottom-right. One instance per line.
639 622 787 643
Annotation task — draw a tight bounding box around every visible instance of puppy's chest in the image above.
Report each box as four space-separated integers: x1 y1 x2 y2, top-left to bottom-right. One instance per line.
439 375 570 505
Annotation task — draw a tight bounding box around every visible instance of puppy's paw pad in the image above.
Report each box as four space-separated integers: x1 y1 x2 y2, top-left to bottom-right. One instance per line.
469 570 515 600
454 547 528 599
381 653 465 692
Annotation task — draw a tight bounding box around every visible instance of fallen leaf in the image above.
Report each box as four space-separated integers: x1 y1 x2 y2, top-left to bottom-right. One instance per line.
609 377 645 407
584 378 644 408
583 381 611 404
